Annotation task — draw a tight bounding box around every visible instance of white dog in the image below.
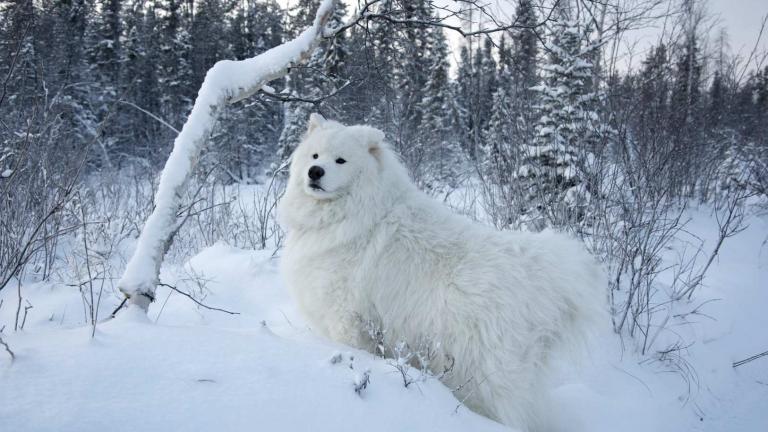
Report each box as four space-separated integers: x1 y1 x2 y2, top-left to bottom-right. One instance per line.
278 114 604 430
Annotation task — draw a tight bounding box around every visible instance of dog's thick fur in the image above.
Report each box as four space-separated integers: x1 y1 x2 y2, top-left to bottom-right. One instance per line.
278 114 604 430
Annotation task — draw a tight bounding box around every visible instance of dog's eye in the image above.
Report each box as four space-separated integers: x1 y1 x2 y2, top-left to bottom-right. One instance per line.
312 153 318 159
335 158 346 164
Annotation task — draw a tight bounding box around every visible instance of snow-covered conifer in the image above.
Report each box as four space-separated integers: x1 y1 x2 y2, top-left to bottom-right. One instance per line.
520 13 602 229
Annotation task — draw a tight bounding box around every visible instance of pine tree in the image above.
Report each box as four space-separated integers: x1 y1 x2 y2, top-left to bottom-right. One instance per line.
454 38 498 161
638 44 670 121
212 0 285 182
120 0 163 161
394 0 433 153
634 43 671 159
454 44 476 157
418 25 462 188
509 0 539 150
43 0 94 148
481 36 515 180
497 35 514 85
1 0 39 109
155 0 195 126
83 0 125 167
322 4 348 78
519 15 601 230
190 0 236 84
512 0 538 96
364 0 398 128
230 0 284 60
708 71 727 129
671 33 702 132
475 37 498 135
87 0 122 95
276 89 311 162
672 37 703 189
482 86 514 178
754 66 768 146
235 0 285 177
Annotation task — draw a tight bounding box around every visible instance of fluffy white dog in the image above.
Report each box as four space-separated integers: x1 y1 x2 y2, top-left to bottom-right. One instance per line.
278 114 604 430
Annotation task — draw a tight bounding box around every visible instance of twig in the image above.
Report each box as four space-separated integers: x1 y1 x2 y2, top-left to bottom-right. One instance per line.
20 301 32 331
79 193 97 337
258 80 352 105
110 297 128 318
0 334 14 361
118 100 181 134
158 282 239 315
733 350 768 368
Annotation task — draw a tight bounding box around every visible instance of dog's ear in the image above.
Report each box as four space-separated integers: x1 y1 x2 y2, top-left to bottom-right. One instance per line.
307 113 326 134
365 127 386 161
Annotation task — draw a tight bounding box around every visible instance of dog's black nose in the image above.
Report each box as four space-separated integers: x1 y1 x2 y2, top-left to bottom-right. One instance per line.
308 165 325 181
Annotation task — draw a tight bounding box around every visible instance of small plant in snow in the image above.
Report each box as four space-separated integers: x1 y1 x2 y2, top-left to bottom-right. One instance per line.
329 351 343 365
388 339 455 388
361 317 454 389
353 369 371 395
0 311 14 361
329 350 371 395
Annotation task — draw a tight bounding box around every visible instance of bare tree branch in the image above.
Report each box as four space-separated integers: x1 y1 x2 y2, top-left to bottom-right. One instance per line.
158 282 239 315
733 350 768 368
118 100 181 134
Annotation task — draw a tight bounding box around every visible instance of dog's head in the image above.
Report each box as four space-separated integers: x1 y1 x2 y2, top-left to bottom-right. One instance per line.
288 113 386 201
279 114 410 233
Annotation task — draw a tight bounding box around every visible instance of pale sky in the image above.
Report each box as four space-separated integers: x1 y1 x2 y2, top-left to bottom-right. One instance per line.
708 0 767 55
618 0 768 72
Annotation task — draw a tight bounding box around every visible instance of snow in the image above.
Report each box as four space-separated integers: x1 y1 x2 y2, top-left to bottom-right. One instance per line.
0 313 506 431
1 207 767 431
1 243 508 432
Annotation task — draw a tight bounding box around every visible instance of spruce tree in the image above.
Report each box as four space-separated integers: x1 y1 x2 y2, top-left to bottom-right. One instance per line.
670 27 703 195
519 15 600 230
365 0 398 128
454 45 476 157
482 86 514 179
155 0 194 126
474 37 498 136
213 0 285 182
481 36 515 180
419 25 461 188
190 0 236 84
512 0 538 96
87 0 122 94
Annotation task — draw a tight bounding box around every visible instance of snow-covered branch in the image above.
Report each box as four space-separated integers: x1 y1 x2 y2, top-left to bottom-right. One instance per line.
116 0 336 311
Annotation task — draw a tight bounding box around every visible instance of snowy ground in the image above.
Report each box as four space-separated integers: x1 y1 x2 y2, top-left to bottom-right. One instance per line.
1 207 766 431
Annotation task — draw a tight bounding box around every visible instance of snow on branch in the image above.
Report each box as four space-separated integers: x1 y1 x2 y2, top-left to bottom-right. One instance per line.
116 0 336 312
